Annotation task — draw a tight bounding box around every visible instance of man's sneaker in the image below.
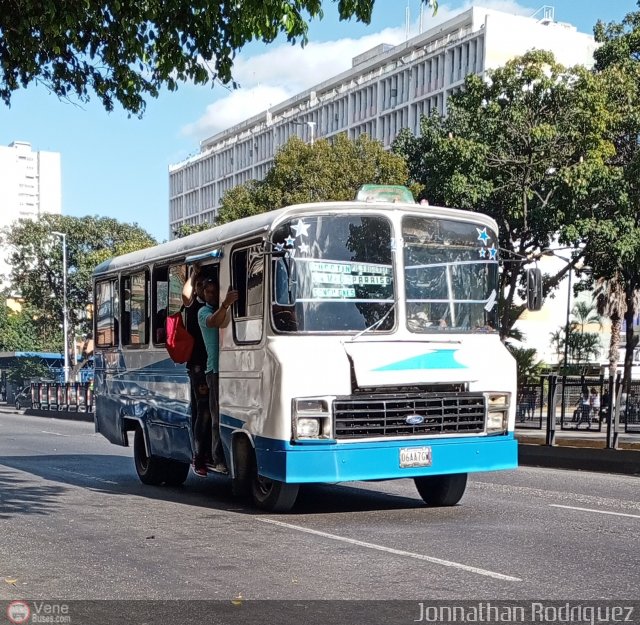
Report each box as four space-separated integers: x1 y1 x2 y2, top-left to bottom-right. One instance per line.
192 462 207 477
211 463 229 475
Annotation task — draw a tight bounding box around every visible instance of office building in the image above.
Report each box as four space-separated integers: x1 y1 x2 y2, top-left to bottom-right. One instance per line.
168 5 596 236
0 140 62 284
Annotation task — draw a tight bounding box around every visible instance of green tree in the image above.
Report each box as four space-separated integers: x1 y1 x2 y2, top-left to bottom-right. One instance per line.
393 50 612 341
1 214 156 356
172 223 212 239
7 358 50 388
0 0 381 116
567 10 640 390
571 300 602 335
0 299 63 353
218 134 411 223
506 345 543 386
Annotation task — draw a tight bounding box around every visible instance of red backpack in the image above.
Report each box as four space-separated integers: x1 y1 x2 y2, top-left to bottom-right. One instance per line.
165 309 194 364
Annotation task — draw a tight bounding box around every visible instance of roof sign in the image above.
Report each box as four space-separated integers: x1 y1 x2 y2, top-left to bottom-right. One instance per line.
355 185 415 204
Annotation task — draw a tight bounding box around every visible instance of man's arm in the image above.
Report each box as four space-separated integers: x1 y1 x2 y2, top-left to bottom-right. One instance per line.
181 265 199 306
205 289 239 328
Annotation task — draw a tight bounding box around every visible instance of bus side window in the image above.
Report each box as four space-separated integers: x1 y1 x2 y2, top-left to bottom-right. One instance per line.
153 264 186 344
153 266 169 344
122 270 149 347
95 279 119 347
232 244 263 343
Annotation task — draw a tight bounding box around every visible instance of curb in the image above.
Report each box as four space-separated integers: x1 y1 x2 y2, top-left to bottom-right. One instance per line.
23 408 94 423
518 443 640 476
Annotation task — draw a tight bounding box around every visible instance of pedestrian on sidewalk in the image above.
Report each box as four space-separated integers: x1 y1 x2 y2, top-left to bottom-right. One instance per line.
589 387 600 425
576 389 591 429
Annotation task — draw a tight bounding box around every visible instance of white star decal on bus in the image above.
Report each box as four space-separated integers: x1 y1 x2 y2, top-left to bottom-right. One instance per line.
285 235 296 247
291 219 310 238
298 242 310 254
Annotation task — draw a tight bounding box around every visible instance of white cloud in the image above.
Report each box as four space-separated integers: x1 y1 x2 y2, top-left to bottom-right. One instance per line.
181 84 291 140
181 0 533 141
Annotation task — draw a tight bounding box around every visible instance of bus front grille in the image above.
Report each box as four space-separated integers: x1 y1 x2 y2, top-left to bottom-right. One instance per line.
333 393 486 439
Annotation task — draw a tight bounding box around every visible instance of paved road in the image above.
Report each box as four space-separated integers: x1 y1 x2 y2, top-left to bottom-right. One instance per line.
0 413 638 605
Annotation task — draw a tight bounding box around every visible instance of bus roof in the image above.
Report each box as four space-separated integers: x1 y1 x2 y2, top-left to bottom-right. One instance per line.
93 201 498 277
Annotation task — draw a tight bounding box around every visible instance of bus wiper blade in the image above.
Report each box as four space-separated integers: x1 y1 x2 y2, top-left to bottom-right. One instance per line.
349 302 396 342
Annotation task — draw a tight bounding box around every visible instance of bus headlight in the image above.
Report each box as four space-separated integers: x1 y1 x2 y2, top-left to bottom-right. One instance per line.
297 418 321 438
485 392 509 435
292 398 332 440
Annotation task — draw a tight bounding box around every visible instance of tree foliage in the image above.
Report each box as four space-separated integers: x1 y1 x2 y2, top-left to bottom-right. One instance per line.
0 299 63 353
172 222 212 239
393 50 612 341
569 10 640 388
7 358 50 388
506 345 543 385
218 133 412 223
1 215 156 352
0 0 380 115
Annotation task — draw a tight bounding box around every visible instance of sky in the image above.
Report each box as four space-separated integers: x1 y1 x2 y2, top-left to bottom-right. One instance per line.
0 0 637 243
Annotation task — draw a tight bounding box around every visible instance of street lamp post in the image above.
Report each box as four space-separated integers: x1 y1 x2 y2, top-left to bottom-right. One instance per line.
52 231 69 384
563 268 572 373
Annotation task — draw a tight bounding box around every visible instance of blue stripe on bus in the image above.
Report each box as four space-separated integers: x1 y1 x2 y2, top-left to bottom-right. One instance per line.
375 349 467 371
253 433 517 483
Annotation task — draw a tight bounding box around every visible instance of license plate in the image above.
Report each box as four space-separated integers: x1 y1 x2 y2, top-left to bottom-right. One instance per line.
399 446 432 468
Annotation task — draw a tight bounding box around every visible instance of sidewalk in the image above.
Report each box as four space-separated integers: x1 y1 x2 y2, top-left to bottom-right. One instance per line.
516 429 640 476
0 401 94 422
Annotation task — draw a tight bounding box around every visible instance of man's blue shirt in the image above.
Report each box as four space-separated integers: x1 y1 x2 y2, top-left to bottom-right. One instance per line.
198 304 219 374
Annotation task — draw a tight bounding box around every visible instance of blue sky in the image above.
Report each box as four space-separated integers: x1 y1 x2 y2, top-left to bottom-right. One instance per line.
0 0 637 243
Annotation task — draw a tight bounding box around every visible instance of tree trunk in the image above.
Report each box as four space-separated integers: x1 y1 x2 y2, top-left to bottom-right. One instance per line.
623 293 638 393
609 313 621 379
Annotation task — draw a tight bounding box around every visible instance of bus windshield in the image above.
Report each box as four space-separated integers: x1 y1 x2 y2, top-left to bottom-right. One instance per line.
271 214 395 332
403 215 499 333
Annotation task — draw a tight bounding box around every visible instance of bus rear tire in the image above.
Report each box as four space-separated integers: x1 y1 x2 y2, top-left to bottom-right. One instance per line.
414 473 467 506
251 469 299 513
133 427 167 486
162 459 190 486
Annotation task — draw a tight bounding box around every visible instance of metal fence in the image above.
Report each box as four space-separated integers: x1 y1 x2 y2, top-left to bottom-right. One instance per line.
30 382 94 413
516 373 640 444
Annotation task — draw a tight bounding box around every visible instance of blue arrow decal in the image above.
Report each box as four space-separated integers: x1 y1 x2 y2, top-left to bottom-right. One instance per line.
374 349 466 371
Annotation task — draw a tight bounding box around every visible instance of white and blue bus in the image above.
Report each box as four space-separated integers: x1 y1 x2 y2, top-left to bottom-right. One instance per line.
93 186 530 512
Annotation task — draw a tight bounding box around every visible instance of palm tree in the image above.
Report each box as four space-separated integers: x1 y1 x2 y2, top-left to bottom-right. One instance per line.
571 301 602 334
549 329 563 363
594 275 626 378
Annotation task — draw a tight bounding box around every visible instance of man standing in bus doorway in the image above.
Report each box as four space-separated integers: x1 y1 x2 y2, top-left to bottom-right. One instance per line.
182 267 212 477
199 278 239 474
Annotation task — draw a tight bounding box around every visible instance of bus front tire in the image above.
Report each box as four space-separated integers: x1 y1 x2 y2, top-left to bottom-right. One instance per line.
251 471 299 513
414 473 467 506
133 427 168 486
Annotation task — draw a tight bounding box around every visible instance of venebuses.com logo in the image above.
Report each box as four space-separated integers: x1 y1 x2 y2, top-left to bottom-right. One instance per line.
7 600 30 625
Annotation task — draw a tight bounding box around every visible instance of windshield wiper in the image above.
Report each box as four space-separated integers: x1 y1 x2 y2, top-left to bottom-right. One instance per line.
349 302 396 342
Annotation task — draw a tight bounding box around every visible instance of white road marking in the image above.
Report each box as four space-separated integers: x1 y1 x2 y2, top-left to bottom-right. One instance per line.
550 504 640 519
258 518 521 581
40 430 69 437
51 467 119 485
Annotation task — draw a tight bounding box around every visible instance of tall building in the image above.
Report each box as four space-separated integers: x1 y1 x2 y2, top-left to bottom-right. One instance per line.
168 5 597 237
0 140 62 284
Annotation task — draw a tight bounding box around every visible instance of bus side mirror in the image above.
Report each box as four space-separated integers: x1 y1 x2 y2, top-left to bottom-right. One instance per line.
527 268 543 311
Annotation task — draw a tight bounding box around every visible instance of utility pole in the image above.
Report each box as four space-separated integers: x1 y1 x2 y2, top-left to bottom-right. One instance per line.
52 231 69 383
